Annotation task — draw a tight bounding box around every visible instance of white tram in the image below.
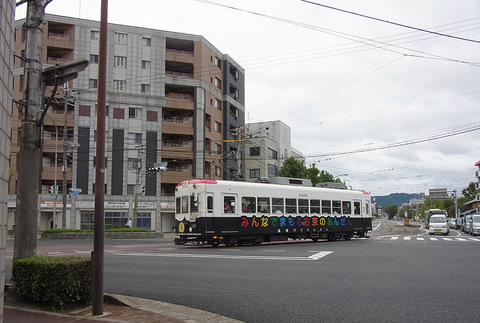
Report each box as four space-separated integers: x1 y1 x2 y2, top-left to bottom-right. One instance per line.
174 179 372 247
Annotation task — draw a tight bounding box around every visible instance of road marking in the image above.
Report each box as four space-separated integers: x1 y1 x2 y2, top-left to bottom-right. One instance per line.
417 237 424 240
430 238 438 241
308 251 333 260
115 251 333 261
442 238 452 241
455 238 468 241
404 237 411 240
390 237 399 240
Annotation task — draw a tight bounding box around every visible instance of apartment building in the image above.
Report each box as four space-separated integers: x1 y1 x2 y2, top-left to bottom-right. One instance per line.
1 0 15 316
245 121 304 182
9 14 245 232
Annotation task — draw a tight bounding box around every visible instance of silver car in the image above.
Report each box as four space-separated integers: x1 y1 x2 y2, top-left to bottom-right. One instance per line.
464 215 472 234
470 214 480 236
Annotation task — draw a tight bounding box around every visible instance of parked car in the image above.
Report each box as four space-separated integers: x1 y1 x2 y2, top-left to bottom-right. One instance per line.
448 218 456 229
470 214 480 236
464 215 472 234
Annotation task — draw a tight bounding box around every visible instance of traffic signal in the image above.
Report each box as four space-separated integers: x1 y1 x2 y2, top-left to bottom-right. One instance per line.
140 185 145 194
49 185 54 195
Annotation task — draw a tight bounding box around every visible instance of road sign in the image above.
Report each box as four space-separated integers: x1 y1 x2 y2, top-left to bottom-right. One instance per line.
69 188 82 194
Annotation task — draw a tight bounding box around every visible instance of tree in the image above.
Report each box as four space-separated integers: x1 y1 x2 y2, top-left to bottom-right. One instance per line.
277 157 307 179
384 205 398 219
277 159 345 187
462 182 480 201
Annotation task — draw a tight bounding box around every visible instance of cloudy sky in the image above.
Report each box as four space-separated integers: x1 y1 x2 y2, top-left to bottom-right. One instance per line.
16 0 480 196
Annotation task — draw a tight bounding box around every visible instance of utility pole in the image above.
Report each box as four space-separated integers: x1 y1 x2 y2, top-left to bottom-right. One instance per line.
61 85 78 228
132 146 144 228
14 0 46 260
92 0 108 315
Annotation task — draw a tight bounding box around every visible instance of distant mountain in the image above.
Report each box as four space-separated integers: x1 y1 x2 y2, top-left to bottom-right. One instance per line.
372 193 421 209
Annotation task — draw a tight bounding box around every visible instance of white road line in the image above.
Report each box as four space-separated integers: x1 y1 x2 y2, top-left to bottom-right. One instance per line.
430 238 438 241
455 238 468 241
417 237 424 241
404 237 411 240
115 251 333 261
308 251 333 260
442 238 453 241
390 237 399 240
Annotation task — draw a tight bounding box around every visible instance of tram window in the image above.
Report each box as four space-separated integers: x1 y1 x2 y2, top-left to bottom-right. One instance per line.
258 197 271 214
207 196 213 213
286 198 297 214
365 202 370 214
354 201 361 215
332 200 341 215
322 200 331 214
242 197 256 213
298 199 309 214
272 197 284 214
176 197 181 214
224 196 236 213
310 199 320 214
342 201 352 214
190 195 199 213
182 196 188 213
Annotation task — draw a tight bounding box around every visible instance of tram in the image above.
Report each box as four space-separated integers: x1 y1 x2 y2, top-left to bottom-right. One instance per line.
174 179 372 247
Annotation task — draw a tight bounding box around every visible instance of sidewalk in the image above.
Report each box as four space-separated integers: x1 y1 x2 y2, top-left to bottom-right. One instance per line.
5 293 243 323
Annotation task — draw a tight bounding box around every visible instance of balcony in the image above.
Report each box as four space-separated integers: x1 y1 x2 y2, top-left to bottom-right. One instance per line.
162 117 193 135
165 48 194 64
165 94 194 110
161 168 192 184
165 61 194 80
162 140 193 159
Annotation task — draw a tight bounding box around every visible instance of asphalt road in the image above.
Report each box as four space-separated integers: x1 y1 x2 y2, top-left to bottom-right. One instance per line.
6 220 480 322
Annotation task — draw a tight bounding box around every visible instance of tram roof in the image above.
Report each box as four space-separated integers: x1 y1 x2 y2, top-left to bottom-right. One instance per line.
177 179 370 195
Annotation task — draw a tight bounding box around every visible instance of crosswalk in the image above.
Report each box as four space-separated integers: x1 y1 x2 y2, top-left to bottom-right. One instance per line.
374 236 480 242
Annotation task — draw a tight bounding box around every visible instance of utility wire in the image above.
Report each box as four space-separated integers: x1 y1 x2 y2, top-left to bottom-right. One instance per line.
305 122 480 158
300 0 480 44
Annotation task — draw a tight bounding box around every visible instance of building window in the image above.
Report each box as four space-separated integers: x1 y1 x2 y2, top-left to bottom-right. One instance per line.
214 77 221 89
230 106 239 119
129 107 141 119
250 168 260 178
142 37 151 46
115 32 127 44
142 60 151 70
90 30 99 40
267 148 278 160
250 147 260 156
89 79 98 89
90 54 99 63
114 56 127 68
141 84 150 93
214 56 221 68
215 143 222 154
214 121 222 133
205 114 211 130
215 98 221 110
215 166 221 177
114 80 126 92
268 163 277 178
128 132 142 144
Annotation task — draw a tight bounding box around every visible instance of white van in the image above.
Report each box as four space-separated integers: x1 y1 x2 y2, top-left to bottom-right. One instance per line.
428 214 449 235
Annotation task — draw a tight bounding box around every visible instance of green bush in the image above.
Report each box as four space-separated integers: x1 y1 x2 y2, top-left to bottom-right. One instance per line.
12 256 92 308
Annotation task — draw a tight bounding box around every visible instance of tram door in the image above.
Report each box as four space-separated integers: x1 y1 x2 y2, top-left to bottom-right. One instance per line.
222 194 238 233
205 193 214 233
